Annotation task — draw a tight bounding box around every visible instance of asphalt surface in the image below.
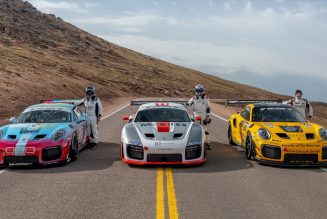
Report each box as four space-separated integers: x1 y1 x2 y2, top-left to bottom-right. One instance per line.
1 100 327 219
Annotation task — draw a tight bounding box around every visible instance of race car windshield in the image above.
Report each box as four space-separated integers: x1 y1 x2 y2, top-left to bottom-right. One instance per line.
252 106 306 123
134 108 191 122
17 110 72 123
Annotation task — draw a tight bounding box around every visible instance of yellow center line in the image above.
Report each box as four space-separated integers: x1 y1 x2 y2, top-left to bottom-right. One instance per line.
156 167 165 219
166 167 179 219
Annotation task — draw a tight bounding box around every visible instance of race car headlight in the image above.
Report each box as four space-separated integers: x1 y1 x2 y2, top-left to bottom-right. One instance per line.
258 128 271 140
52 129 65 141
319 128 327 141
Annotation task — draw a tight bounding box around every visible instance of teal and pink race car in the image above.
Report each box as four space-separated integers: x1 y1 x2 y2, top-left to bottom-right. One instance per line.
0 100 89 166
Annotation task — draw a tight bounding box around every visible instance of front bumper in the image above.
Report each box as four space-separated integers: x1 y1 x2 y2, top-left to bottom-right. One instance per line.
0 139 70 165
255 141 327 166
121 143 206 166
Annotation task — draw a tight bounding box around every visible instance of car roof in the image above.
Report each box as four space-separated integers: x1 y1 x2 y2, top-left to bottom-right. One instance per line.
26 103 74 110
138 102 186 111
252 103 291 108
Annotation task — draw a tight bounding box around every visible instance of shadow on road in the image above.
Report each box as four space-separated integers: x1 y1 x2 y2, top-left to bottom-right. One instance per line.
129 142 254 173
6 142 121 174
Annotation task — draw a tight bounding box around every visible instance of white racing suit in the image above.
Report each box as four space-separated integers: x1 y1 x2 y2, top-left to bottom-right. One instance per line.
287 98 313 119
76 96 103 144
188 95 211 145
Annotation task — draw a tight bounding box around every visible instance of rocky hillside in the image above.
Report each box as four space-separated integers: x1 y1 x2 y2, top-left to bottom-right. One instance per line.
5 0 327 128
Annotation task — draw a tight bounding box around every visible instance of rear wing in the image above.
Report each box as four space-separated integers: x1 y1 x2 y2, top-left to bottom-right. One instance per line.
40 99 80 104
130 100 189 106
225 99 282 107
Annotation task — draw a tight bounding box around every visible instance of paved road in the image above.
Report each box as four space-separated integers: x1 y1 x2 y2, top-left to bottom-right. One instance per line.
1 101 327 219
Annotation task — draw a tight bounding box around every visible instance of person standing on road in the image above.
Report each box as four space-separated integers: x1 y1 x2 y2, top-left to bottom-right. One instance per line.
188 84 212 150
287 89 313 119
76 85 103 150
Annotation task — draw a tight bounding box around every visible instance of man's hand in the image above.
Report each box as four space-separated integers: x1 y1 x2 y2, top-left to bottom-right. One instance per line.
97 117 101 124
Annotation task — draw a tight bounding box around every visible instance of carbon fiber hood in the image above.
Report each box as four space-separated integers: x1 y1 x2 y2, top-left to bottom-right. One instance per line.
133 122 191 141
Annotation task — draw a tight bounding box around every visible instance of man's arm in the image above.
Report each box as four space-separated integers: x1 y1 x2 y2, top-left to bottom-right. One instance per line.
306 100 313 118
74 98 85 106
96 98 103 124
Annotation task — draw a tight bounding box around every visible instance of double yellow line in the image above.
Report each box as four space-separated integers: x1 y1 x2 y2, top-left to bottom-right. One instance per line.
156 167 179 219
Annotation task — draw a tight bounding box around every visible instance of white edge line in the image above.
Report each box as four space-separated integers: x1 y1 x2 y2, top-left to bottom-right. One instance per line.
101 104 130 121
211 112 228 122
0 170 6 175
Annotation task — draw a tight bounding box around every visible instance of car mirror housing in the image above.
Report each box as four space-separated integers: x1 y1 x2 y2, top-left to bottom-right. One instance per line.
9 117 16 124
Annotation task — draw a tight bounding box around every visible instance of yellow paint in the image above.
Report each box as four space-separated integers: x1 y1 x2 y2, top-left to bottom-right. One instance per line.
156 167 165 219
166 167 179 219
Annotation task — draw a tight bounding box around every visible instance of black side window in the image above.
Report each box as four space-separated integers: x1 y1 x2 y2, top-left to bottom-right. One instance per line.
241 107 251 121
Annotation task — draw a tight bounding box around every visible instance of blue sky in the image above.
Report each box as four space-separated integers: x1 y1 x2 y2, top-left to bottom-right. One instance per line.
28 0 327 101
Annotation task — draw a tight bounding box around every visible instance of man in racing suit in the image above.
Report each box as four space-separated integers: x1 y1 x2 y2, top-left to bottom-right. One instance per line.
76 86 103 150
287 90 313 119
188 84 211 150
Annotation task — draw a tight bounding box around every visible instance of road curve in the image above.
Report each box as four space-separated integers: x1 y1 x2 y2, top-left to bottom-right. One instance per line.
0 100 327 219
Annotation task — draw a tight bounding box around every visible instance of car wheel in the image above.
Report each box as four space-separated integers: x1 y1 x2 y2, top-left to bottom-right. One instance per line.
69 133 79 161
228 124 237 146
245 133 256 160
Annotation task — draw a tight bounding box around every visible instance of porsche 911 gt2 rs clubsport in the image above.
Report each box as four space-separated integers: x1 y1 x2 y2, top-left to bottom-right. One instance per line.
0 100 89 166
121 101 206 165
228 101 327 166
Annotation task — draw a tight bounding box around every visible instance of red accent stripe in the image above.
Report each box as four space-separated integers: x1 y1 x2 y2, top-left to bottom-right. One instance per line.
157 122 170 132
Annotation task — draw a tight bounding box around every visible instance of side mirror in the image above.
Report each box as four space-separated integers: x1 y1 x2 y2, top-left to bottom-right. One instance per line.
122 116 130 122
9 117 16 124
195 116 202 121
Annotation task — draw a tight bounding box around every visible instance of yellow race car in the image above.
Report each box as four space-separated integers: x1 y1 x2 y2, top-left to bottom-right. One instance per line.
227 102 327 166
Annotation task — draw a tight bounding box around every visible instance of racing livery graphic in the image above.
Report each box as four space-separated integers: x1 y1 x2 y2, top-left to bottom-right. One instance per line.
0 100 88 166
227 101 327 166
121 101 206 165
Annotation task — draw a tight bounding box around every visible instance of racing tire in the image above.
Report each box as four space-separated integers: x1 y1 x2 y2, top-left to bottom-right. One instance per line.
69 133 79 161
228 124 237 146
245 133 256 160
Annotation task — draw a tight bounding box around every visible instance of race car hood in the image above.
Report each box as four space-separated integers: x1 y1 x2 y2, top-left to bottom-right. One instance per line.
133 122 191 141
258 122 319 141
0 123 69 141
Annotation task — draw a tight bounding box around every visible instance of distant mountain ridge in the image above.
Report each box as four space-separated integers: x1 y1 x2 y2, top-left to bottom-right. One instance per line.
1 0 286 120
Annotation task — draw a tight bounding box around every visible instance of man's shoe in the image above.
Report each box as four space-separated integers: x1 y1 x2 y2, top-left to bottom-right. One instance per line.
90 143 97 150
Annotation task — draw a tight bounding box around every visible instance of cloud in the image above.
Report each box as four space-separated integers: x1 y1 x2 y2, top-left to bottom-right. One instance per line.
244 1 253 13
224 2 231 10
73 14 161 27
29 0 88 13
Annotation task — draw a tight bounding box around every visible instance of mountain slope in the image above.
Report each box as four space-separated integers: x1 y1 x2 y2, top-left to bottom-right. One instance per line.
1 0 286 119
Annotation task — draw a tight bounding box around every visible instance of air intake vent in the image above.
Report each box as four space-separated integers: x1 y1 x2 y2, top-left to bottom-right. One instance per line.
306 133 315 140
276 133 290 139
34 134 47 140
173 133 183 139
145 133 155 138
8 135 16 140
280 126 303 133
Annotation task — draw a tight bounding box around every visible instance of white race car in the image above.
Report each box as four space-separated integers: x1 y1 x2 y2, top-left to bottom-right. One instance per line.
121 101 207 165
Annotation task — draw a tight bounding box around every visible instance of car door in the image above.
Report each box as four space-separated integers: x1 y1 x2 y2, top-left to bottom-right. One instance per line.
239 106 251 146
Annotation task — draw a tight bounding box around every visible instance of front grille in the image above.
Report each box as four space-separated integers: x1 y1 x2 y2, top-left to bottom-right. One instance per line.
42 147 62 161
4 156 39 164
185 145 202 160
306 133 315 140
322 147 327 160
262 145 281 159
127 145 144 160
284 154 318 163
276 133 290 139
147 154 182 162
